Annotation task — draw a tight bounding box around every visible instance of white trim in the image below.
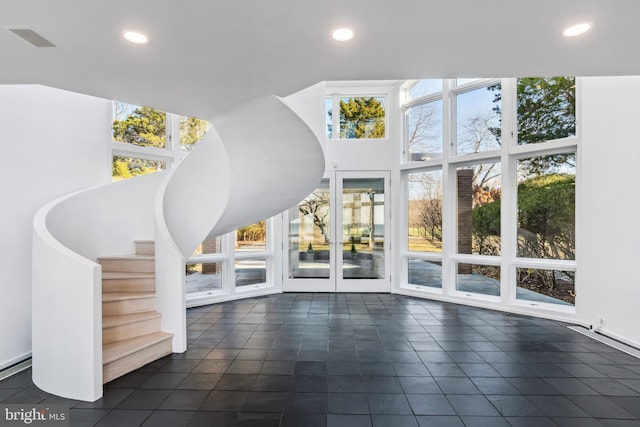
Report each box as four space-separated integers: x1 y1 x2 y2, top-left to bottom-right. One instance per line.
452 78 501 94
0 353 31 374
394 287 582 325
186 287 281 309
111 142 175 162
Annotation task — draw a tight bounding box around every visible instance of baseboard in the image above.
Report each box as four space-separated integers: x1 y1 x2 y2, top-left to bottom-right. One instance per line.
0 355 32 382
568 326 640 360
0 352 31 372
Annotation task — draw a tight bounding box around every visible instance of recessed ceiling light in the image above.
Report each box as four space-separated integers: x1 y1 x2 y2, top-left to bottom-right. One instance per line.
332 28 354 42
563 22 592 37
123 31 148 44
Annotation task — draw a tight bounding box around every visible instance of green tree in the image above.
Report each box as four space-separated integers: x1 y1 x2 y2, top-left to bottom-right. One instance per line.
335 97 386 138
180 116 211 151
472 199 501 255
489 77 575 174
517 173 575 260
113 105 166 148
112 103 168 180
111 156 165 181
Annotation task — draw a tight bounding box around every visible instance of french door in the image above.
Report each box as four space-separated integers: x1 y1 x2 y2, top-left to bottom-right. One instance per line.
283 171 390 292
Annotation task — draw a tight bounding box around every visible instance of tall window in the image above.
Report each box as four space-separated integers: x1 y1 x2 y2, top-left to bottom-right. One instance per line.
404 80 443 162
455 83 501 154
401 77 577 310
456 163 502 256
235 220 268 288
408 170 442 253
407 169 443 289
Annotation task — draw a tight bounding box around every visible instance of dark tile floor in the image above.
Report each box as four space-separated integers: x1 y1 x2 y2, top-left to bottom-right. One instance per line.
2 293 640 426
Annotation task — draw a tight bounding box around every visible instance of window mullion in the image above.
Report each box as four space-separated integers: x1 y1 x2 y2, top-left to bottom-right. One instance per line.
500 78 518 305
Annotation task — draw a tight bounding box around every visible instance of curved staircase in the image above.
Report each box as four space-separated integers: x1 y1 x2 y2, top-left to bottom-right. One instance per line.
100 241 173 383
32 92 325 401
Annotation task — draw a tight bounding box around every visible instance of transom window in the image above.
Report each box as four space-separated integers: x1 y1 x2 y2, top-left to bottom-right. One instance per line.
326 96 387 140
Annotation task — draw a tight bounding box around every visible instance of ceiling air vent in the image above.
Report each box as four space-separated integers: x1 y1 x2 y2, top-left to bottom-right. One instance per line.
8 28 55 47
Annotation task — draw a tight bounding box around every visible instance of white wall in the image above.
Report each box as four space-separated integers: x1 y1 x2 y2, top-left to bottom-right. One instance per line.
0 85 110 370
578 76 640 347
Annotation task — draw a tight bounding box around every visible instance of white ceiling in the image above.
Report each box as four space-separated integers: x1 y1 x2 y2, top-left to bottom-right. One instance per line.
2 0 639 120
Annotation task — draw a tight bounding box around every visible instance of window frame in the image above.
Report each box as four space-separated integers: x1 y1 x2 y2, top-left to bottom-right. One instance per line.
398 77 579 315
326 85 392 142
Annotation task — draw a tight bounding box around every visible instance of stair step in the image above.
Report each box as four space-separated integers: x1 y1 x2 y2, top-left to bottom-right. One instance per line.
135 240 155 256
103 332 173 383
98 255 155 273
102 272 155 292
102 292 156 316
103 312 162 345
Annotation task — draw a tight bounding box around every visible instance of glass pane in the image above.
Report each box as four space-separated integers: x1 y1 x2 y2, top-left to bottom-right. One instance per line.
408 170 442 252
406 100 443 161
517 154 575 260
326 97 333 139
456 84 501 154
342 178 385 279
112 101 166 148
192 236 223 257
236 220 266 252
339 97 386 139
112 156 166 181
289 181 331 279
186 262 222 294
457 164 501 255
456 263 500 297
235 258 267 287
180 116 211 152
408 259 442 289
517 77 576 145
407 79 443 100
516 268 575 306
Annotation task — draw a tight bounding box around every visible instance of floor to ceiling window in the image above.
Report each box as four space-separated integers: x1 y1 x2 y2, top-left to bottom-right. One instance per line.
399 77 577 313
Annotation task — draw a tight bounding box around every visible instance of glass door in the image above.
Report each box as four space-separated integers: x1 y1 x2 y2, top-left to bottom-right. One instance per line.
284 171 390 293
284 178 335 292
336 171 390 292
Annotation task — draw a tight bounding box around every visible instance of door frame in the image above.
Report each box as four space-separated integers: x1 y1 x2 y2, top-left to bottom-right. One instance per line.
283 170 391 293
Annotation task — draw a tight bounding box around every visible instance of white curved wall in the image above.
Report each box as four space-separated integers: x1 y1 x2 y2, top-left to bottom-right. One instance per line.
46 172 164 259
208 96 325 239
32 209 102 401
162 95 325 258
33 172 166 401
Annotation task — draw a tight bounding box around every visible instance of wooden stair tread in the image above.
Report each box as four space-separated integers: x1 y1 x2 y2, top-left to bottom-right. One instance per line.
102 272 155 280
103 332 173 364
103 311 162 328
102 292 155 302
